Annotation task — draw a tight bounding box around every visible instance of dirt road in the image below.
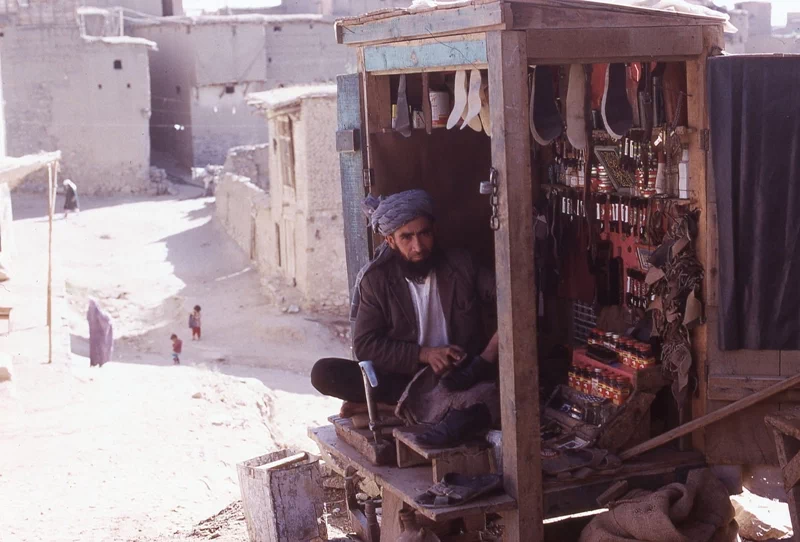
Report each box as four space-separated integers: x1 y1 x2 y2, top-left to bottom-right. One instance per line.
1 187 348 541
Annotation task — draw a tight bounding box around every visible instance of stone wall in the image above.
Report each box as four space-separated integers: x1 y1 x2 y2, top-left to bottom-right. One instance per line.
2 26 152 193
215 173 273 272
223 144 270 192
130 16 354 168
293 97 348 310
265 96 348 312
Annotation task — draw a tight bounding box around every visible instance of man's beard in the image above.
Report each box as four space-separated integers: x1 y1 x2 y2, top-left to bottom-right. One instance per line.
396 246 440 284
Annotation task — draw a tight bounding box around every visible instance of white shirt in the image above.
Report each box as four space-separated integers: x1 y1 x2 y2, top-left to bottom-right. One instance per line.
406 272 449 348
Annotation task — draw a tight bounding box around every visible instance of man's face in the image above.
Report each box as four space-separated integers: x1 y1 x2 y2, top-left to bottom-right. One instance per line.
386 216 434 263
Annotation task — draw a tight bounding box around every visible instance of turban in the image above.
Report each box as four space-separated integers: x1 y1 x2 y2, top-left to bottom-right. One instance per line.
362 189 435 236
350 189 435 322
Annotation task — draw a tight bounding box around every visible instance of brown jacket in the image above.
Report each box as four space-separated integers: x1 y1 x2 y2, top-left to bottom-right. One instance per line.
353 249 495 375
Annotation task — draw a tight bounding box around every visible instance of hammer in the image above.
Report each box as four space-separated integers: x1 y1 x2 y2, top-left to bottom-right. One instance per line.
358 361 383 443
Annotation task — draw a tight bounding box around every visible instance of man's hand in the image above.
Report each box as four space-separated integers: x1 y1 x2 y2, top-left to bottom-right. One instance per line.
419 345 466 375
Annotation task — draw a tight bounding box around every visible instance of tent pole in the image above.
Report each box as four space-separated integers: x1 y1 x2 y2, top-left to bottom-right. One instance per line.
47 163 55 364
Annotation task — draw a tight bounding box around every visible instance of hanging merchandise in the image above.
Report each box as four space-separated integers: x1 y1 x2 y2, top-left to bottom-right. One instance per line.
565 64 588 150
446 70 468 130
652 62 667 128
678 146 689 198
601 63 634 140
479 79 491 136
461 69 483 132
395 74 412 138
429 91 449 128
645 206 704 405
530 65 564 145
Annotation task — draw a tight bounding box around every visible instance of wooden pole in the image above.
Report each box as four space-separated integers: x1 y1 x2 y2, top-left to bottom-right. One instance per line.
620 371 800 461
47 163 55 364
487 30 544 542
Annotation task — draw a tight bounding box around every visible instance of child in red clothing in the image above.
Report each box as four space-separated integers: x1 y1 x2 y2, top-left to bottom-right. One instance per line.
189 305 202 340
171 334 182 365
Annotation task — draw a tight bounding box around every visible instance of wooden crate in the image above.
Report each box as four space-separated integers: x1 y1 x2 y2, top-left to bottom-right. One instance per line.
237 450 326 542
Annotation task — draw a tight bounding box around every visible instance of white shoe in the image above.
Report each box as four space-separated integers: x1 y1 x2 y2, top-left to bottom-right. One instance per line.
462 69 483 132
566 64 588 150
447 70 468 130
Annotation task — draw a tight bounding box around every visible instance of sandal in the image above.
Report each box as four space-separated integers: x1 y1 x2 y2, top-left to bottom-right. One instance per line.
414 473 503 509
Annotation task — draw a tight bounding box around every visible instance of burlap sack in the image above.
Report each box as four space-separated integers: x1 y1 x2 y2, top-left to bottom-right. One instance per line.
579 468 737 542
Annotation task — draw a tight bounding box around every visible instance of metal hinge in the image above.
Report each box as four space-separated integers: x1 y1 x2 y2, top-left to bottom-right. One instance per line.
700 129 710 152
362 168 373 190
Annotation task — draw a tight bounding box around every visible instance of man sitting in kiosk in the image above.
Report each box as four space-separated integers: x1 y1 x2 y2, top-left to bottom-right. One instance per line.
311 189 499 445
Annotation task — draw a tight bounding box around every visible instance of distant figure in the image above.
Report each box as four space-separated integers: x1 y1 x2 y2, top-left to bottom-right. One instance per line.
87 299 113 367
63 179 79 219
171 334 182 365
189 305 202 341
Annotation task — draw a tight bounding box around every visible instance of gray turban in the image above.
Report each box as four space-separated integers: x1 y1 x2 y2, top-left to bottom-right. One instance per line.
362 189 435 236
350 189 435 323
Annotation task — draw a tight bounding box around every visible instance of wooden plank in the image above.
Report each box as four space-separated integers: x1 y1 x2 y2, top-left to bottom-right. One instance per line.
525 26 702 64
509 1 722 30
337 2 506 45
432 453 491 483
380 489 405 542
707 311 780 377
621 371 800 460
487 30 543 542
337 74 371 298
393 426 490 460
709 375 800 402
364 71 392 136
364 37 488 73
686 24 722 452
766 410 800 442
309 425 517 523
781 351 800 377
422 72 432 135
256 452 307 471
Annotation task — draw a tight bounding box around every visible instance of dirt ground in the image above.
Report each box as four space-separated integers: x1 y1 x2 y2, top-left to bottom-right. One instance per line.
2 186 796 542
1 186 351 542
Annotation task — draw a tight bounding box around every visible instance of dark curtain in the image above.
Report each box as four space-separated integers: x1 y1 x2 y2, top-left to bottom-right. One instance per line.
709 56 800 350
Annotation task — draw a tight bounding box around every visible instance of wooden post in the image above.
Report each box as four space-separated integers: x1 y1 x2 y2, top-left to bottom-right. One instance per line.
47 163 54 364
487 30 544 542
686 24 724 450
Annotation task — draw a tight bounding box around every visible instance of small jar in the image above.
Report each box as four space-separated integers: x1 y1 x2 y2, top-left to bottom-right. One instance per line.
620 339 633 367
568 365 577 389
579 368 591 394
611 334 620 353
601 373 613 399
592 368 603 397
604 332 615 351
640 343 656 367
611 378 623 406
629 343 642 370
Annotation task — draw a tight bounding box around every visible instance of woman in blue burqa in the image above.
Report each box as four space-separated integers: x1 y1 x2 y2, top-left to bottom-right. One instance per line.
87 299 113 367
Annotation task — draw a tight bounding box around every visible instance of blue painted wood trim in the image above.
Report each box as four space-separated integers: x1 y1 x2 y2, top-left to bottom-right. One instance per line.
363 39 488 73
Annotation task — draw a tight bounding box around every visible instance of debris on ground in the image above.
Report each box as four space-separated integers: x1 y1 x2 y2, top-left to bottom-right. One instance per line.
732 489 793 541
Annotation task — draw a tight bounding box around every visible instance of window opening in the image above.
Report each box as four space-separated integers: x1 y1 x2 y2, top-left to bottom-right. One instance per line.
113 60 122 70
224 85 235 94
276 116 296 190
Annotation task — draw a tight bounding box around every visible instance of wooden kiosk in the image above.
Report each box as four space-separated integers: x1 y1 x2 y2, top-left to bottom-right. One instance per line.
309 2 745 541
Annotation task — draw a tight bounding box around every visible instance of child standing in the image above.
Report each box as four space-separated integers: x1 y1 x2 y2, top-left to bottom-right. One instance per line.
171 334 182 365
189 305 202 340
